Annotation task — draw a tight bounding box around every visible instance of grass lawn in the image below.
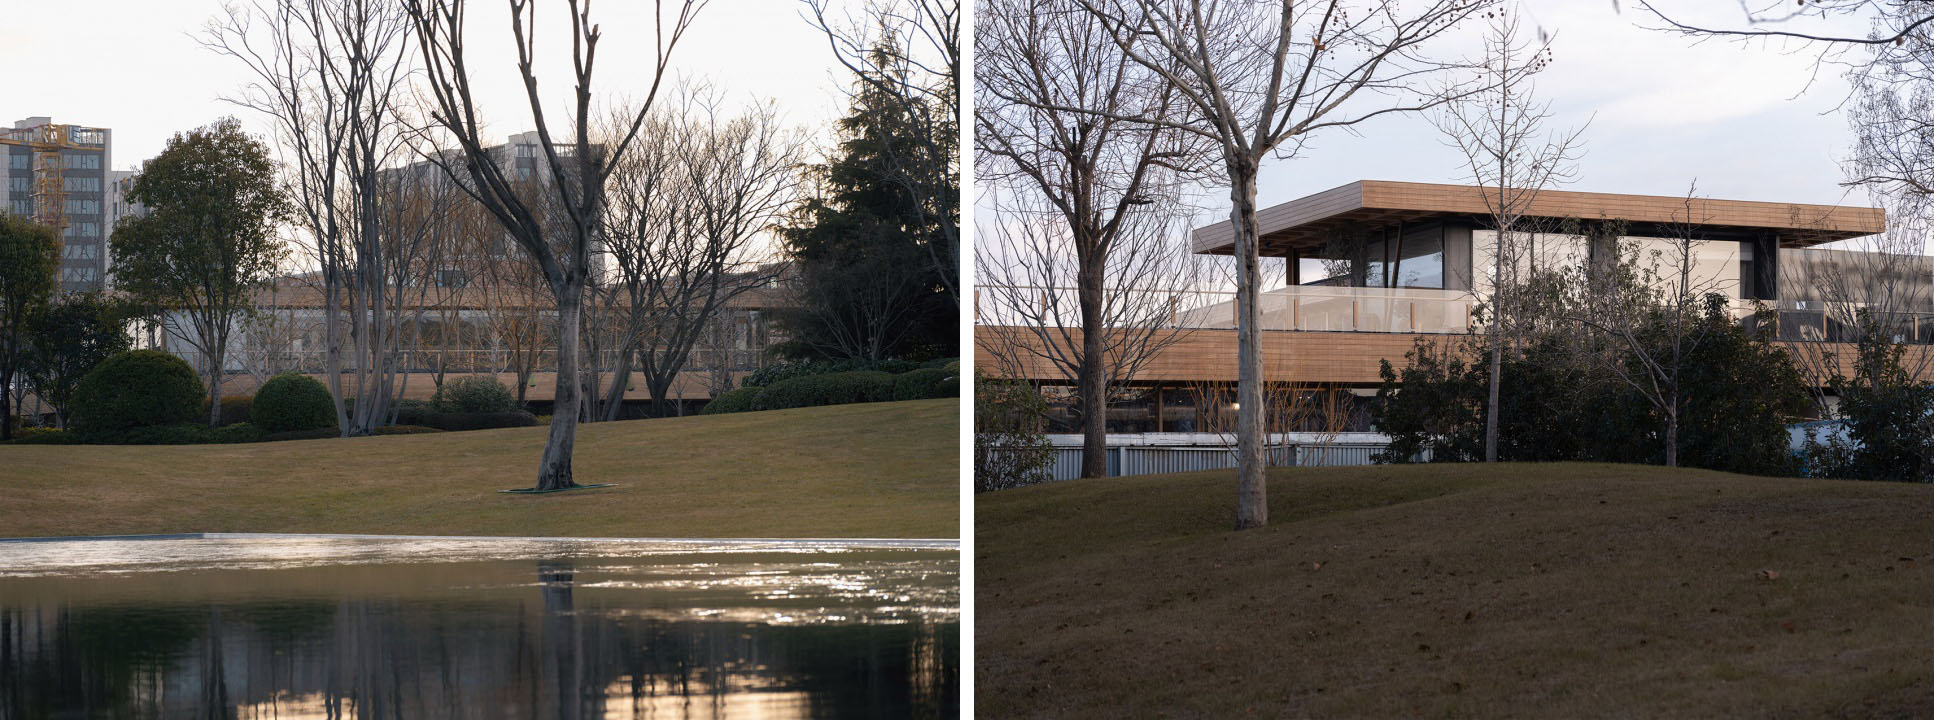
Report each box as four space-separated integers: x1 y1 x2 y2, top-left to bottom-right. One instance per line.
0 398 956 539
979 463 1934 718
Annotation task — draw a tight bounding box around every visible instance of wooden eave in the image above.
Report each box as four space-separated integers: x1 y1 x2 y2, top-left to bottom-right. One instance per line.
1190 180 1887 256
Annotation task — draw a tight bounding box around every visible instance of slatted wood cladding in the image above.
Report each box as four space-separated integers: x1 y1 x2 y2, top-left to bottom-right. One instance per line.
978 326 1435 385
1192 180 1887 256
977 326 1934 386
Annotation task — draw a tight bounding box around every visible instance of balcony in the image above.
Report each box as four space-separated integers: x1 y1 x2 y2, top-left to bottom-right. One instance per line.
1175 286 1475 334
975 284 1475 335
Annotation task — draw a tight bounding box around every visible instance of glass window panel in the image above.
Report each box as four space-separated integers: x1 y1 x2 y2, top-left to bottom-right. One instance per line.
1393 227 1445 289
1105 387 1158 434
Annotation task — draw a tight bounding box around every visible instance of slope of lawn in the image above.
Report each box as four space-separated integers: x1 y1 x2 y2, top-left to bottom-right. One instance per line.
979 463 1934 718
0 398 957 539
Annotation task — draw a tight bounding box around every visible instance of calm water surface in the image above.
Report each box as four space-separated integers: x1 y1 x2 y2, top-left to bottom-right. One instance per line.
0 535 958 719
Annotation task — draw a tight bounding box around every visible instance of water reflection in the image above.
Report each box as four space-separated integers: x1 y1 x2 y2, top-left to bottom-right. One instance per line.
0 537 958 719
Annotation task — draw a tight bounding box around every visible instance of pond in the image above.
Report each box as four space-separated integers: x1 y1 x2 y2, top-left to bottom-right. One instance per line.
0 534 958 719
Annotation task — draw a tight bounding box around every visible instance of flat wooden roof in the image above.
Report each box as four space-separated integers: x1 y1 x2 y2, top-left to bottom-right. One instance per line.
1190 180 1886 256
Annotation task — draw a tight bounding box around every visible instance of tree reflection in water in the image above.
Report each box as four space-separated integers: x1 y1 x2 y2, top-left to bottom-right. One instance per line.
0 550 957 719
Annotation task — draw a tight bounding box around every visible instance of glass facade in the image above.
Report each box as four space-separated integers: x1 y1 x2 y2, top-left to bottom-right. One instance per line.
1031 383 1377 434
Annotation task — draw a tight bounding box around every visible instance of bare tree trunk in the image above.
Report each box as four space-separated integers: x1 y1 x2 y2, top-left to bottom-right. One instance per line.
1485 333 1502 462
1 368 14 441
538 289 583 491
1231 166 1267 530
1665 400 1679 467
1076 251 1108 479
204 330 224 429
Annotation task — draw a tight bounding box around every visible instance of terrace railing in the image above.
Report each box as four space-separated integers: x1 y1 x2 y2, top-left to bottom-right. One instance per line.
975 284 1476 334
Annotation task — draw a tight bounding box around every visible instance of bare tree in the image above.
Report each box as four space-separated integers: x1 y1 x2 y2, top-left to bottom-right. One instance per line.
974 192 1203 476
405 0 704 490
977 0 1209 479
1064 0 1497 528
205 0 428 436
1777 204 1934 410
1561 187 1730 467
604 94 803 420
802 0 960 303
1433 8 1586 462
1640 2 1934 413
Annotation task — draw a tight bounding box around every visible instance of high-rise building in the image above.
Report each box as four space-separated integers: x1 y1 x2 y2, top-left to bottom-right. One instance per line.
1 117 113 292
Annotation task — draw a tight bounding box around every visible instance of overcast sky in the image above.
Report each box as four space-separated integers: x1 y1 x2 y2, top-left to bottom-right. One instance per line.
0 0 862 171
3 1 1883 217
1234 0 1875 214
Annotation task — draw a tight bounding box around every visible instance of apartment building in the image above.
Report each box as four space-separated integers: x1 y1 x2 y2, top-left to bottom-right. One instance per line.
1 117 114 292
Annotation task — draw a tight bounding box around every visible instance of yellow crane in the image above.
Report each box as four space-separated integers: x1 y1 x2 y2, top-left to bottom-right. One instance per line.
0 122 108 237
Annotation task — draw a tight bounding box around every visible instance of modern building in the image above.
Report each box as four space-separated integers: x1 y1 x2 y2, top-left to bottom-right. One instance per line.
976 180 1917 473
1 117 114 292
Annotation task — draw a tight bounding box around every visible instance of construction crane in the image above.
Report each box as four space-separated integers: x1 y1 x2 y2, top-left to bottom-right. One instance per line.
0 121 108 237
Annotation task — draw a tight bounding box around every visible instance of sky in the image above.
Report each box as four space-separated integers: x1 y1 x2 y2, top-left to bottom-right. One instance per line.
0 0 865 171
1235 0 1876 216
2 0 1886 226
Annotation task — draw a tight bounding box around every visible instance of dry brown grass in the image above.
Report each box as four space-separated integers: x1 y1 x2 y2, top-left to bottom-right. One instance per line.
978 463 1934 718
0 399 957 539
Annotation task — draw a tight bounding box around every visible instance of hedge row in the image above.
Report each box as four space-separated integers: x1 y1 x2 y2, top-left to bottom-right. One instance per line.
741 357 959 388
756 370 896 410
701 366 957 415
394 406 539 431
698 387 764 415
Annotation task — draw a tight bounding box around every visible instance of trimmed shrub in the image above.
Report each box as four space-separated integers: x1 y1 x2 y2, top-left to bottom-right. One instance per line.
870 359 924 375
699 387 765 415
72 350 205 433
755 370 895 411
394 404 539 431
252 373 336 433
892 368 958 401
376 424 444 435
431 376 518 414
743 360 840 388
215 395 253 426
742 358 927 388
9 427 78 445
85 422 266 445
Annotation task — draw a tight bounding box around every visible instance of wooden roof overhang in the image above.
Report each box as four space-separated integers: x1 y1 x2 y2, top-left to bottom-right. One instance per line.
1190 180 1887 257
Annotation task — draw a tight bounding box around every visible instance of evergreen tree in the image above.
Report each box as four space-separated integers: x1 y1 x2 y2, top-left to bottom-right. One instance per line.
777 40 957 361
21 291 133 429
0 215 60 439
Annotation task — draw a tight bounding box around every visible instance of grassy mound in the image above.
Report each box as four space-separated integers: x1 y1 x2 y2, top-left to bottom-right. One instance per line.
0 398 957 540
979 463 1934 718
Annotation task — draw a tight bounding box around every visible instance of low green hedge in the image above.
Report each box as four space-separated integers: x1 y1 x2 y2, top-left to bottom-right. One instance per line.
892 368 958 401
9 421 447 445
214 395 253 426
699 387 764 415
394 405 539 431
755 370 896 411
81 422 267 445
8 427 79 444
743 358 929 388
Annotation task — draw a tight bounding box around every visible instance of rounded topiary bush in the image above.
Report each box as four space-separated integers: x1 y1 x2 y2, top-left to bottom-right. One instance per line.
700 386 765 415
892 368 958 401
755 370 896 411
251 373 336 433
72 350 205 433
431 375 517 414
